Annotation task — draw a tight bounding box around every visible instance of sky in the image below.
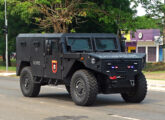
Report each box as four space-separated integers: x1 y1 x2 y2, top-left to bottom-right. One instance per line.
137 0 164 16
137 4 146 16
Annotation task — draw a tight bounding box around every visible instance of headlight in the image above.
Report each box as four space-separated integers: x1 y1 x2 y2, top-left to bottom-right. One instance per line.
91 58 96 64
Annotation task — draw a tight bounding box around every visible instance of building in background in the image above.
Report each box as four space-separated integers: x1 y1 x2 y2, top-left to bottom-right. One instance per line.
122 29 163 62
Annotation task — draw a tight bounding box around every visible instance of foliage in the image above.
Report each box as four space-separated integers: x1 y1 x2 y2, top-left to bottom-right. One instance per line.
0 0 162 59
0 0 39 60
83 0 137 32
10 0 89 33
134 16 161 29
5 0 138 33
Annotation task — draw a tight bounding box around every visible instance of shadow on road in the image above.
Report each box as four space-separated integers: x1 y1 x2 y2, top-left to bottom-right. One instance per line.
36 92 147 107
38 93 72 102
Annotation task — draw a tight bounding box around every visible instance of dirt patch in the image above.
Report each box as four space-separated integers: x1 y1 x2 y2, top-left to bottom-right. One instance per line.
144 72 165 80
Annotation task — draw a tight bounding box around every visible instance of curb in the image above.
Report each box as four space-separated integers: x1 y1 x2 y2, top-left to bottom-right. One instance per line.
0 73 16 76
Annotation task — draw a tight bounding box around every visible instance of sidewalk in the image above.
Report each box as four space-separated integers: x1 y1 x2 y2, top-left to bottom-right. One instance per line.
0 72 16 76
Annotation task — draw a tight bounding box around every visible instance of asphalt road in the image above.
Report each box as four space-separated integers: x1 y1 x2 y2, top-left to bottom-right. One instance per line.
0 76 165 120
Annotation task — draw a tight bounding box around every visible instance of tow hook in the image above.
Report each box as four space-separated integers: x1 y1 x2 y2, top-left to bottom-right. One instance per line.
130 80 135 87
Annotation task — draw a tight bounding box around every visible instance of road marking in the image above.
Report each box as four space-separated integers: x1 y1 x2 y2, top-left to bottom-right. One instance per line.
110 114 140 120
39 101 45 104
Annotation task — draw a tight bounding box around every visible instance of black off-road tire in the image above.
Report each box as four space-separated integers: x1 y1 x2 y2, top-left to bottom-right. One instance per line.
20 67 41 97
121 72 147 103
70 69 98 106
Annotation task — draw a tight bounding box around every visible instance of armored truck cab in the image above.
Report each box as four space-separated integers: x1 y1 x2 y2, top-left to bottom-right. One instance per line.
16 33 147 106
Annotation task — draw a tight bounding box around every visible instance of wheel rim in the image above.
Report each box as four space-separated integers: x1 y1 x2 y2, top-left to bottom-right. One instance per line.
74 78 86 97
24 77 30 89
22 74 31 90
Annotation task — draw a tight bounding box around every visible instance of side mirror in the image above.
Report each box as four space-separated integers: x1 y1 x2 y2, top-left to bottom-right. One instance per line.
45 40 52 55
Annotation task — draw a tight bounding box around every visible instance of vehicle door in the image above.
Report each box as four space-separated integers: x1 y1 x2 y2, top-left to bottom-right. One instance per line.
44 39 62 79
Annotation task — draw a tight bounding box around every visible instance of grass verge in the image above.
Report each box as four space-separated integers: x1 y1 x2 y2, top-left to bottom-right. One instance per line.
0 66 16 72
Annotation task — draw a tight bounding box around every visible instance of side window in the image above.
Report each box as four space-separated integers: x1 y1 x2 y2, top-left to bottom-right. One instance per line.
52 40 59 53
45 40 52 55
45 39 59 55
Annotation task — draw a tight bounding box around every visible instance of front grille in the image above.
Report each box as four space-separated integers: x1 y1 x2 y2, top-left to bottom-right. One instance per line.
102 59 140 73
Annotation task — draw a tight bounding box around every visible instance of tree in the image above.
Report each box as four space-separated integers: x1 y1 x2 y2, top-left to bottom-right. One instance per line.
11 0 137 33
134 16 161 30
11 0 89 33
74 0 137 34
0 0 38 65
0 0 144 65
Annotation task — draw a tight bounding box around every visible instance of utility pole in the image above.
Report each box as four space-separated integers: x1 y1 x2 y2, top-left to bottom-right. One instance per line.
4 0 8 72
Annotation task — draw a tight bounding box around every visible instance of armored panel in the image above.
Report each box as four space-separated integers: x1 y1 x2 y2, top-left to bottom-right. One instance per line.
30 37 45 77
16 37 31 61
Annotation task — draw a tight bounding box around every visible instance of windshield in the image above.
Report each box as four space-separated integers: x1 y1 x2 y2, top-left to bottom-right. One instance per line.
67 38 92 51
95 38 117 51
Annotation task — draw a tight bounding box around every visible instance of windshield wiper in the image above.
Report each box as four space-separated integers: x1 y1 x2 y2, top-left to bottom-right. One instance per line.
71 50 90 52
97 50 118 52
103 50 113 52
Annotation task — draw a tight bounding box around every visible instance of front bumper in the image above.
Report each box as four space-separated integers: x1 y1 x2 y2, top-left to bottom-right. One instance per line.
99 59 143 93
102 76 136 94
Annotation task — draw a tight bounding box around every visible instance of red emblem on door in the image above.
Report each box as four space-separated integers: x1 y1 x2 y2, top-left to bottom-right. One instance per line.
52 60 58 73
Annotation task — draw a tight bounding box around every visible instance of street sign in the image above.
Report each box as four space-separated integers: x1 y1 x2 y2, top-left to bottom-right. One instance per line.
2 26 8 34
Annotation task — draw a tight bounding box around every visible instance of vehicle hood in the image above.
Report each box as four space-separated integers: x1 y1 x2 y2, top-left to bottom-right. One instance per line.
88 52 146 59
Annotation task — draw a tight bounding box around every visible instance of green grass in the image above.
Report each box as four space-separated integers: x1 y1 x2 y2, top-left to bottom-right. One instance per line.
0 66 16 71
0 59 16 72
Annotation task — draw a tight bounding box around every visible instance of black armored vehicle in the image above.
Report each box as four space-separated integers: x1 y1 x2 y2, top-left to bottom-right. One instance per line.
16 33 147 106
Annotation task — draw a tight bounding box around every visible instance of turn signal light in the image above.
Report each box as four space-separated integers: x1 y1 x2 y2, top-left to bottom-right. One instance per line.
109 76 117 80
80 57 84 61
